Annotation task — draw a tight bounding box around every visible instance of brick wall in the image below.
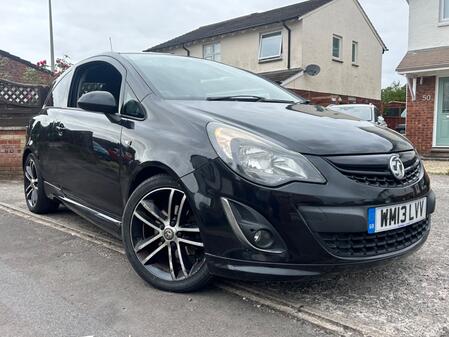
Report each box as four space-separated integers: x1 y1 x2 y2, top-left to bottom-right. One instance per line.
290 89 381 108
0 54 53 85
0 127 26 178
406 76 436 155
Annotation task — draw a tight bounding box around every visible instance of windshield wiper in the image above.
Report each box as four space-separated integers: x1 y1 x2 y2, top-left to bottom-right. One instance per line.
206 95 263 101
206 95 297 104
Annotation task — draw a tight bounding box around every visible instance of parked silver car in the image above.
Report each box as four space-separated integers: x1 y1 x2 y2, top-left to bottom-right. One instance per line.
328 104 387 127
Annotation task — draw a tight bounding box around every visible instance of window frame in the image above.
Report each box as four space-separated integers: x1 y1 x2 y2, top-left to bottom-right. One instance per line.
352 41 359 66
44 68 74 109
332 34 343 62
67 59 125 114
258 31 283 61
441 0 449 22
203 42 221 62
120 82 147 121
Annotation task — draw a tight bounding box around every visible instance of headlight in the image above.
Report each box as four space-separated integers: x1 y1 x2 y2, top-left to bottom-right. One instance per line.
207 123 326 186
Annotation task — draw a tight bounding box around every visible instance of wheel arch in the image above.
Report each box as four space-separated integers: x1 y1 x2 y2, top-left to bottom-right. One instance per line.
127 161 182 200
22 147 32 168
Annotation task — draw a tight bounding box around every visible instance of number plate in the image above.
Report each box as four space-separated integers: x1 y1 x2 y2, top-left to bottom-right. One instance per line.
368 198 427 234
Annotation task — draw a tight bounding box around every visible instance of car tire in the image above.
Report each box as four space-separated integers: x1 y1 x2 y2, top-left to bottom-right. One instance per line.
122 174 212 292
23 153 59 214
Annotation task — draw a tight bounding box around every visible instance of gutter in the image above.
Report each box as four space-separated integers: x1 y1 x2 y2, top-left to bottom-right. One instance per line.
182 44 191 56
281 21 292 69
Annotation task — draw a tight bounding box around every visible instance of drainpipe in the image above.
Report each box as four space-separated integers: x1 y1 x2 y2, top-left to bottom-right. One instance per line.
182 44 191 57
281 21 291 69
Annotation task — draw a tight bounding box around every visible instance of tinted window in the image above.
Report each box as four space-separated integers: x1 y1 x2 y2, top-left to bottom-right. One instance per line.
121 84 145 119
69 62 122 109
45 69 73 108
124 54 301 102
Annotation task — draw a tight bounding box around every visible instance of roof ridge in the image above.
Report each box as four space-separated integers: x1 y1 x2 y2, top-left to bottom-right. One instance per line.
145 0 333 51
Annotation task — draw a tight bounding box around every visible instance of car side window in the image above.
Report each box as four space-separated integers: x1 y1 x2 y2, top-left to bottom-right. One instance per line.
45 69 73 108
68 61 122 111
374 107 381 120
121 84 145 119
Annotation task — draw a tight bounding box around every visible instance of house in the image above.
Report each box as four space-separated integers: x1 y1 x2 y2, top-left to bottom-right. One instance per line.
146 0 387 106
397 0 449 157
0 49 53 85
0 50 53 177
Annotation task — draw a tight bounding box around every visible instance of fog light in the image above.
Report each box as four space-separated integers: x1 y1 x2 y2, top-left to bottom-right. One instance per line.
253 230 274 249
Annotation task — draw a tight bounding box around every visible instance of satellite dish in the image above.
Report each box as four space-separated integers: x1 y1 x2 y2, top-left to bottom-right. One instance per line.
304 64 321 77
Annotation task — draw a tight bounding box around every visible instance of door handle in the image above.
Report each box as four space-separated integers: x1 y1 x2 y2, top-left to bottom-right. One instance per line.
55 123 65 136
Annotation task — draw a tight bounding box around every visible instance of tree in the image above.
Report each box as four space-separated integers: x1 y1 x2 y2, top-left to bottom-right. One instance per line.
381 81 406 103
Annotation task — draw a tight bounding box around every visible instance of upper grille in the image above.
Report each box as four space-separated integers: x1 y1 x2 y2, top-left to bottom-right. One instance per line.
317 218 429 258
327 151 422 188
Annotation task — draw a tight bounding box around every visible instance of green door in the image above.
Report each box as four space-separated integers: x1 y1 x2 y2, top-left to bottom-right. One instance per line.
436 77 449 146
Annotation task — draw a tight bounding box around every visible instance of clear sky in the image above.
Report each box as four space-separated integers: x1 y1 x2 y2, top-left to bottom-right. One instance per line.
0 0 409 87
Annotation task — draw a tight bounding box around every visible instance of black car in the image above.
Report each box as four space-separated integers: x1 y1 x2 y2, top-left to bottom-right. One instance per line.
23 53 436 292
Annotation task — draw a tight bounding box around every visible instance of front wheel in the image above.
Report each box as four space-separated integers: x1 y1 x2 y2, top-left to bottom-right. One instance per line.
122 174 212 292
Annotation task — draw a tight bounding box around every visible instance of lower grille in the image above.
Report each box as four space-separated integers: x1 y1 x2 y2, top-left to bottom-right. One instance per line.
317 219 430 258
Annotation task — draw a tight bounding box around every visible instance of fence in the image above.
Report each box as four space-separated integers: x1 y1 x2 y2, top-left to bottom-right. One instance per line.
0 78 49 177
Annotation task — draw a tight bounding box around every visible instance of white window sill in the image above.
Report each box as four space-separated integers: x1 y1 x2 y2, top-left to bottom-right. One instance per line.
258 56 283 63
438 20 449 27
352 63 359 67
332 57 343 63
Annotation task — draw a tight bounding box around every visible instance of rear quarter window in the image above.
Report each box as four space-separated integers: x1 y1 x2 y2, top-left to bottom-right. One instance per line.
45 69 73 108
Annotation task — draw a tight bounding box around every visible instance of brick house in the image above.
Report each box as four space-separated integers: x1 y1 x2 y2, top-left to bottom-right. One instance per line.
397 0 449 157
0 50 53 177
146 0 387 106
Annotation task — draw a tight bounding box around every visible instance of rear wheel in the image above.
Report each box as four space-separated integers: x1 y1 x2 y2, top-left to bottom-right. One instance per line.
122 174 211 292
23 153 59 214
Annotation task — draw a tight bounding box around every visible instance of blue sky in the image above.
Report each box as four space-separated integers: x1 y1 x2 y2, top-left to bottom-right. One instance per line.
0 0 409 87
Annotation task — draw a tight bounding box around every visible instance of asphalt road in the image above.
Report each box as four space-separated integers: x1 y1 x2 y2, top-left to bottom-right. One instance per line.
0 210 332 337
0 176 448 337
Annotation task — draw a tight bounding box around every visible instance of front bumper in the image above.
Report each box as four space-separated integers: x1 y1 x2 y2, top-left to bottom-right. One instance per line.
181 156 436 281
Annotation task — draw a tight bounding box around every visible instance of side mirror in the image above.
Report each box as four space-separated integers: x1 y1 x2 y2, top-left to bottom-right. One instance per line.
377 116 386 125
78 91 117 114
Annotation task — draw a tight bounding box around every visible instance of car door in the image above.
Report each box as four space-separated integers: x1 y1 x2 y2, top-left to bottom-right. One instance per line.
56 57 125 218
38 69 74 187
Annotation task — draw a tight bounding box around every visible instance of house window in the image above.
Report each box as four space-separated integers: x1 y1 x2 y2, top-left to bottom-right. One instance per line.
203 43 221 62
259 31 283 60
352 41 358 65
332 35 342 61
441 0 449 21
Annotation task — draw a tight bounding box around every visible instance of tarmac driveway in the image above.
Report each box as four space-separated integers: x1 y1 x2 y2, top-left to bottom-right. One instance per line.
0 175 448 337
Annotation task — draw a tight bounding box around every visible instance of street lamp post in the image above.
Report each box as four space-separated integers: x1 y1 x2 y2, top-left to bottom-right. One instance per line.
48 0 55 72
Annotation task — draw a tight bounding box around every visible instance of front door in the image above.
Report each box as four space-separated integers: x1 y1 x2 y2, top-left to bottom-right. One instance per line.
60 59 125 218
436 77 449 146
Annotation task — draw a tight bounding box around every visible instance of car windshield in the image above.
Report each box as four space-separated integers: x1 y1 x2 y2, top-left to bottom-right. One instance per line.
124 54 303 102
330 105 372 121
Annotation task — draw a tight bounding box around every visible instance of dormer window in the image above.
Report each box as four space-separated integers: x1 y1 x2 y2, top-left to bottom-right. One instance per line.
441 0 449 22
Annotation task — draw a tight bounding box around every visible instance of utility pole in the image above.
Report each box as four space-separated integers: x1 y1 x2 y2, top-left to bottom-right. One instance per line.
48 0 55 72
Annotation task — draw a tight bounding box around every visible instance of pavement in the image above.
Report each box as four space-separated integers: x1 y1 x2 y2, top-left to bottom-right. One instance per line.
423 161 449 175
0 176 448 337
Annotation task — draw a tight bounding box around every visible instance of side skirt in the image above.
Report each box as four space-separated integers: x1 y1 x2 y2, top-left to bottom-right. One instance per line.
44 181 122 239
